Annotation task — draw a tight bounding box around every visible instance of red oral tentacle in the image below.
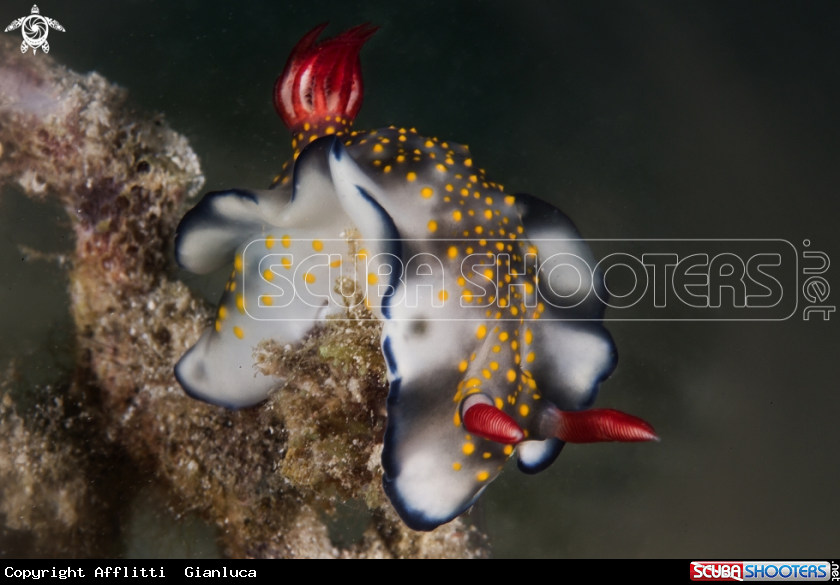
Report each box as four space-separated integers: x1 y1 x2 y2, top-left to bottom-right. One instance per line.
554 408 659 443
274 23 378 133
463 403 525 445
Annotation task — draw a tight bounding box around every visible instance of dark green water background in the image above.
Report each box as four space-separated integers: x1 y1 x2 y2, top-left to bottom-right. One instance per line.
1 0 838 558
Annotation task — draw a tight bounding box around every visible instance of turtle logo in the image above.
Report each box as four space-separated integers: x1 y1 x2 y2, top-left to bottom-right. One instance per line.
4 5 65 54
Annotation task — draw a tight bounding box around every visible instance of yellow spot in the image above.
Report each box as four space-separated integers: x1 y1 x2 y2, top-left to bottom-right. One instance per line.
282 235 291 248
304 122 311 131
512 340 519 351
476 471 489 482
330 258 342 268
445 184 454 192
215 320 221 332
397 155 406 162
373 144 384 153
476 325 488 339
263 269 274 282
265 236 275 249
483 452 492 459
281 257 292 270
519 404 530 417
503 445 513 456
448 246 458 259
495 397 504 410
312 240 324 252
482 369 491 379
407 172 417 182
234 255 243 272
427 220 438 232
436 163 447 172
492 345 501 353
236 294 245 314
357 248 369 259
462 443 475 456
499 331 509 341
483 209 492 220
475 225 484 234
490 361 499 371
525 329 533 344
460 188 469 197
506 369 516 383
233 326 244 339
384 165 392 173
526 352 535 363
495 242 505 251
483 268 494 279
229 282 236 291
325 126 335 135
439 290 449 302
453 210 462 221
504 195 516 206
261 295 273 306
218 306 228 320
367 273 378 285
454 411 461 426
421 186 434 198
457 276 466 286
425 140 435 148
464 158 473 167
453 462 462 471
304 272 316 284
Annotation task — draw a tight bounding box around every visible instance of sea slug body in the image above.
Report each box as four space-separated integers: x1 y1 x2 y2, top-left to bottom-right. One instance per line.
174 24 657 531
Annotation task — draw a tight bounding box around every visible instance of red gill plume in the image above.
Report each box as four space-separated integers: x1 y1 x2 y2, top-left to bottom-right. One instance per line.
274 23 379 135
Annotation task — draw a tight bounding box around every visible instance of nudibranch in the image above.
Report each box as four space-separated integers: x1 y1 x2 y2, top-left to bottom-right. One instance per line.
174 24 658 531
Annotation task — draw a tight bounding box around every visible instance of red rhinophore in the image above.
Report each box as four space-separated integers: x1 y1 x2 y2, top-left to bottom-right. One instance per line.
463 404 525 445
274 23 379 133
552 408 659 443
